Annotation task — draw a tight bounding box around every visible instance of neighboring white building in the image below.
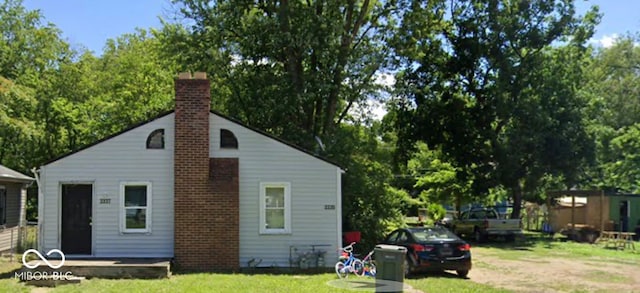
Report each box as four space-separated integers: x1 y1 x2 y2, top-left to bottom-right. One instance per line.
0 164 33 252
37 72 343 270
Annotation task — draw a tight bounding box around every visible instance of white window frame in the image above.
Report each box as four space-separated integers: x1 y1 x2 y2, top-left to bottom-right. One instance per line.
119 181 152 233
259 182 291 234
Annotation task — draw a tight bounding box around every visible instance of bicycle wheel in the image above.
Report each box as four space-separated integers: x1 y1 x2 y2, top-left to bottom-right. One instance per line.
335 262 348 279
366 262 376 277
352 259 365 276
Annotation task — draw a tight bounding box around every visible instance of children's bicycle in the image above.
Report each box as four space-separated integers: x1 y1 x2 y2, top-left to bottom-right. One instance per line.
361 249 376 277
335 242 364 278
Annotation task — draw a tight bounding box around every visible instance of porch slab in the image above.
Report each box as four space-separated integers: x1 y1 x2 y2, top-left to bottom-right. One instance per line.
24 258 171 279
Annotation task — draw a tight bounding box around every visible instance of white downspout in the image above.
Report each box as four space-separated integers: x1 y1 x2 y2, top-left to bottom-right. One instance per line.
31 167 44 252
336 168 344 256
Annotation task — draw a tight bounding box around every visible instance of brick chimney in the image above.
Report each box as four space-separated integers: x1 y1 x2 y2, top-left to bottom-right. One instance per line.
174 72 239 271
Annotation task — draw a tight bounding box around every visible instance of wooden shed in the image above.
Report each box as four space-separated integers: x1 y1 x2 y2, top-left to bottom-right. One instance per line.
547 190 640 237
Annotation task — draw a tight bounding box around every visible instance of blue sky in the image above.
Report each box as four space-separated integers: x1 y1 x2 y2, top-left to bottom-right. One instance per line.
22 0 640 55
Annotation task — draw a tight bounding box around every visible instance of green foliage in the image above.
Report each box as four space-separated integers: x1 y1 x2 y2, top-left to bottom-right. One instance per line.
391 0 600 218
0 77 39 171
162 0 396 148
600 124 640 193
409 142 470 206
5 0 640 249
581 36 640 192
426 202 446 221
327 124 404 247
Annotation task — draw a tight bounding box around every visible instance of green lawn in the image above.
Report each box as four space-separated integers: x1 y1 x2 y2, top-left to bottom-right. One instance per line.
474 233 640 264
1 233 638 293
0 273 507 293
0 262 505 293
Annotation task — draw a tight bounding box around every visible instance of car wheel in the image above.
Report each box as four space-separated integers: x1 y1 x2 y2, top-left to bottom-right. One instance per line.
456 269 469 278
474 229 485 243
403 256 413 277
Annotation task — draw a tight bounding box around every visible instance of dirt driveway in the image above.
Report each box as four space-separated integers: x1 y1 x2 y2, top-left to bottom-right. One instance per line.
468 247 640 292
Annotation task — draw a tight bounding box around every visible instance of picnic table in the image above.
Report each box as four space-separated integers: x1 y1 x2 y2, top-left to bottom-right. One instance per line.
595 231 636 250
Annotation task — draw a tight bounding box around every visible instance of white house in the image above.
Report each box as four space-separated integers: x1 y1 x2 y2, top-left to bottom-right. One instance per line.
36 72 343 270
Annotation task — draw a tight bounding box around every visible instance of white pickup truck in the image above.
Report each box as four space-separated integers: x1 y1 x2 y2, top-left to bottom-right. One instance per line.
451 208 522 242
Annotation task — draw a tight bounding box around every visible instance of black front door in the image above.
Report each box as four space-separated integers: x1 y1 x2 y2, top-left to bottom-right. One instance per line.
61 184 92 255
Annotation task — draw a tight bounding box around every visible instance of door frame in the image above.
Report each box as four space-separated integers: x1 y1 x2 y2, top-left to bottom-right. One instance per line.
58 181 95 256
618 199 631 232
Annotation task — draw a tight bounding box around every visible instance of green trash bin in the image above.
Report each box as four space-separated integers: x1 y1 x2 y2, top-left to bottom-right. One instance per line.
374 244 407 293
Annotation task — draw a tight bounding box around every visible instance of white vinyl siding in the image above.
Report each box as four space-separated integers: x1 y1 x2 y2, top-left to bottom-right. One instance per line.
210 114 341 268
40 114 174 257
1 182 28 252
39 111 340 263
0 183 23 228
120 182 152 233
259 182 291 234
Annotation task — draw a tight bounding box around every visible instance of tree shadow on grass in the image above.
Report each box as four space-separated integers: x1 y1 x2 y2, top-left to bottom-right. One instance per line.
465 232 562 251
406 270 466 280
0 267 22 280
171 265 335 276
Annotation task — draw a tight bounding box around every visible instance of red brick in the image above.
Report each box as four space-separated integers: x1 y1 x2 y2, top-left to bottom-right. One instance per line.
174 74 239 271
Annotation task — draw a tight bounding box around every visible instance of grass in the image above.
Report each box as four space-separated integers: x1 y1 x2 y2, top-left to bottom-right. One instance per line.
0 254 31 293
1 232 638 292
0 272 509 293
473 232 640 264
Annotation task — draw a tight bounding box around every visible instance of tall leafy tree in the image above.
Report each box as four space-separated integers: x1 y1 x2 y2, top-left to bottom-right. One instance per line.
582 36 640 192
392 0 600 217
0 0 75 171
0 77 39 171
160 0 397 148
158 0 408 243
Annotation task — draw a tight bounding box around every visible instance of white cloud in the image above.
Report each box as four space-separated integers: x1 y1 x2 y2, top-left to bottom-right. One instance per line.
374 72 396 88
369 99 388 120
589 34 619 48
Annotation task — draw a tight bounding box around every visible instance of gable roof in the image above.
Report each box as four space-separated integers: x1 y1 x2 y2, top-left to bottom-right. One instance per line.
41 110 343 169
0 164 34 183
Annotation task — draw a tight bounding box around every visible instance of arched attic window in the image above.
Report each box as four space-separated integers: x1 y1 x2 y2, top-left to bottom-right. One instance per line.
220 129 238 149
146 129 165 149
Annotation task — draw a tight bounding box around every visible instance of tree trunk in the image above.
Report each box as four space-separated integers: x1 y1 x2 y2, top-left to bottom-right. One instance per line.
511 182 522 219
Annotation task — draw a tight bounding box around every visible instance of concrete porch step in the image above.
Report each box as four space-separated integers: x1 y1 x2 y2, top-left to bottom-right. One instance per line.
23 258 171 279
23 276 85 287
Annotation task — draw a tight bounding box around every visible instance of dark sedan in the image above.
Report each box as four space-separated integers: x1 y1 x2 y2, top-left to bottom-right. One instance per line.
382 227 472 277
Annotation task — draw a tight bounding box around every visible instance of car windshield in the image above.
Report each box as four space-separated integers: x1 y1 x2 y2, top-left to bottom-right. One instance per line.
411 227 458 241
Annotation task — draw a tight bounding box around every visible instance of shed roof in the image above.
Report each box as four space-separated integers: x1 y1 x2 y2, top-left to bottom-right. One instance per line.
0 164 34 183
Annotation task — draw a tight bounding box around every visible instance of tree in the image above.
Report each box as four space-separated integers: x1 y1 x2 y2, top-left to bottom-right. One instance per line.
407 142 470 212
160 0 397 148
327 122 404 247
158 0 408 242
0 77 39 171
0 0 74 172
581 36 640 192
391 0 600 218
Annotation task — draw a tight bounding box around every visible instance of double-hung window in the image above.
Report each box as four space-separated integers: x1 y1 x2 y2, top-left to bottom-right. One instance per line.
120 182 152 233
259 182 291 234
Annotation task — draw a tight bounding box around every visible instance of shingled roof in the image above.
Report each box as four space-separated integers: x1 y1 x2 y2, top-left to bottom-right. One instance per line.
0 164 34 183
